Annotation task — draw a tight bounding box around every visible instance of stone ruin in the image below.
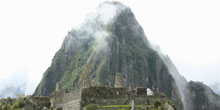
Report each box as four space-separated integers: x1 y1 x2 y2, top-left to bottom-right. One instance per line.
24 96 50 110
127 87 154 95
25 85 169 110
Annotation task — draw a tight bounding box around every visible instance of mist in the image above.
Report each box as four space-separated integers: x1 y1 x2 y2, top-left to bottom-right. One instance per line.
211 83 220 95
150 45 192 110
0 70 35 98
66 1 127 56
151 44 220 109
0 0 219 106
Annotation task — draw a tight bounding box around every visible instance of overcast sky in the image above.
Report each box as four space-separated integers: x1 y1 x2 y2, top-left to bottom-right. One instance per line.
0 0 219 96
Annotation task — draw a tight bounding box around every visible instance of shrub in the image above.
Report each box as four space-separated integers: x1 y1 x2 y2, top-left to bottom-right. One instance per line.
12 99 25 109
0 103 2 110
2 104 9 110
12 93 25 109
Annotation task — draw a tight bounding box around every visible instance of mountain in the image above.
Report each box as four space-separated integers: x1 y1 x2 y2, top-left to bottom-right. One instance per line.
33 1 220 110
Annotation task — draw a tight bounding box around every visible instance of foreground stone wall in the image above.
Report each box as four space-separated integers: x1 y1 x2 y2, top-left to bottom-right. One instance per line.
24 96 50 110
50 89 81 110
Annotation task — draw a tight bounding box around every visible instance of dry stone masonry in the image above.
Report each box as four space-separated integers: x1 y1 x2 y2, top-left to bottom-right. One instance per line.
25 86 174 110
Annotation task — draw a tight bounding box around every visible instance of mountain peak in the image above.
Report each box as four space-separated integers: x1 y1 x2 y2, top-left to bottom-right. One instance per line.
34 1 220 110
34 2 183 109
80 1 129 27
62 1 145 58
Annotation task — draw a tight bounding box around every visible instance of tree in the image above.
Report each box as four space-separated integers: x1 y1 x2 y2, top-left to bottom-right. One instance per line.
12 93 25 109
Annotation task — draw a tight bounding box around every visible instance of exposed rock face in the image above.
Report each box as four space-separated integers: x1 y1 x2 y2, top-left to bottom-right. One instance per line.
33 1 220 110
188 81 220 110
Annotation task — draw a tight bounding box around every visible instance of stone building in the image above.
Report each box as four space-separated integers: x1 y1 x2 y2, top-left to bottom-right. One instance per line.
50 87 170 110
25 87 174 110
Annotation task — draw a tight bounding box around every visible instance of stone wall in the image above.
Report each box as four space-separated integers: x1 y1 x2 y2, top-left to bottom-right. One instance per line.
81 87 128 107
50 89 81 110
25 87 172 110
131 95 166 105
81 87 167 108
50 87 171 110
24 96 50 110
81 87 127 98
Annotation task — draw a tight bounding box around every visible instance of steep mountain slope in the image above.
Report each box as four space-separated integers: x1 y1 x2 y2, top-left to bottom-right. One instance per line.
34 1 220 110
160 52 220 110
188 81 220 109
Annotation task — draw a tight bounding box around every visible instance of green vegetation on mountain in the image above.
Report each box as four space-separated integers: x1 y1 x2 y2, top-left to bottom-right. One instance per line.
33 2 183 109
33 1 220 110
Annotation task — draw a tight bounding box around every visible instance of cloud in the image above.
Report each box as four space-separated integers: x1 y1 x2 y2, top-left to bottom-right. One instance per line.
69 1 127 54
211 83 220 95
0 69 35 98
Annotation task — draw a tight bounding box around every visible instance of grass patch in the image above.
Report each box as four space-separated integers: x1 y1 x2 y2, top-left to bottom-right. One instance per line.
100 105 131 108
84 104 161 110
